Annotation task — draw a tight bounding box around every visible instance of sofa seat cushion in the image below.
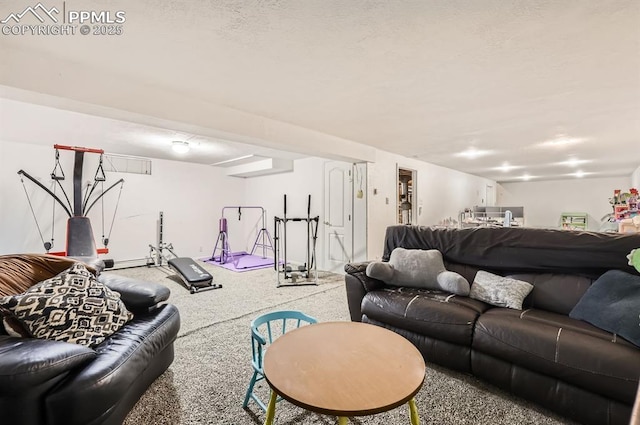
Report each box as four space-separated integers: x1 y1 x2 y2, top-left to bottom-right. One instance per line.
44 303 180 425
361 288 489 346
473 308 640 404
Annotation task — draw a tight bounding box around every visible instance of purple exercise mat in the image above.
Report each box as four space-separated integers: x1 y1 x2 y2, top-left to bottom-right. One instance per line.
201 252 275 273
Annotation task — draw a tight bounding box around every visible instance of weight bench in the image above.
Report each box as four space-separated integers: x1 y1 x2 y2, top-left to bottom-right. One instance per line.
167 257 222 294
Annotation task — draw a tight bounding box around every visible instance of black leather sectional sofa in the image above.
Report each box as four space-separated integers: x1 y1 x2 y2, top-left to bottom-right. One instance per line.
345 225 640 425
0 254 180 425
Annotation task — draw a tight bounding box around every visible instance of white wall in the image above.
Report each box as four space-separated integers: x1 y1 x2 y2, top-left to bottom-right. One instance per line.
632 165 640 189
352 162 368 262
1 140 499 269
0 140 245 262
497 176 631 231
366 149 496 259
242 157 326 269
0 143 365 271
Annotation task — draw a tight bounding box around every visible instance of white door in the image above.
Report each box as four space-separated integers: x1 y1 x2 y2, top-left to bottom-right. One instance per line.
324 161 353 273
485 184 496 206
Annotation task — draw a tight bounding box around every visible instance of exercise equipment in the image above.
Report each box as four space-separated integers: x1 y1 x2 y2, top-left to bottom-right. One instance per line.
18 144 123 262
274 195 319 287
148 212 221 294
210 206 274 270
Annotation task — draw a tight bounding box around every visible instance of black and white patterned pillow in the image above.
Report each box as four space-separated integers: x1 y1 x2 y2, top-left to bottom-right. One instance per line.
0 263 133 347
469 270 534 310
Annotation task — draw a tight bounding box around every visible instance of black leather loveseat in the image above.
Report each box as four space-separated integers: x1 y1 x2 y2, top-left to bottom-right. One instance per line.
345 225 640 425
0 254 180 425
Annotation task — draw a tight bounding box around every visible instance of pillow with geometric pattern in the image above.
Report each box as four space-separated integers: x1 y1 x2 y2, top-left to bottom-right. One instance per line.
0 263 133 347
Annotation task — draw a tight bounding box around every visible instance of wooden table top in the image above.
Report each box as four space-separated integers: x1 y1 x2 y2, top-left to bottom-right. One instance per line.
263 321 425 417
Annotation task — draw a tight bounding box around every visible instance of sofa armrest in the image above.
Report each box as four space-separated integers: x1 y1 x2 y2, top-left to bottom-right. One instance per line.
344 261 386 291
98 274 170 312
344 261 386 322
0 336 96 393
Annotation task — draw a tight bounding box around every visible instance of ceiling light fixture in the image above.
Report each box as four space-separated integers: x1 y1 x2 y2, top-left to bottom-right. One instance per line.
558 158 590 167
572 170 586 178
455 147 491 159
495 162 517 172
520 174 533 181
171 141 190 154
541 135 585 148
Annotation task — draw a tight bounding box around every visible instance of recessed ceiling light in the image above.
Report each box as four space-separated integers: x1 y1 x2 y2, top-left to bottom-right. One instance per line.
558 158 590 167
520 174 533 181
540 135 585 148
455 147 491 159
171 141 190 154
494 162 520 172
571 170 590 178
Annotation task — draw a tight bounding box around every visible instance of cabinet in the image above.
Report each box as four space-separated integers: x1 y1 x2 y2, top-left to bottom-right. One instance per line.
561 212 587 230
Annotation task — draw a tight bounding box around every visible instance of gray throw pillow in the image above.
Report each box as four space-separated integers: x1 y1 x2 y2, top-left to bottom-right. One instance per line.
365 247 470 296
470 270 533 310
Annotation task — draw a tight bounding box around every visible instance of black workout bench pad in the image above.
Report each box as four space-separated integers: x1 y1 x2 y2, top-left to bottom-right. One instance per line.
167 257 222 294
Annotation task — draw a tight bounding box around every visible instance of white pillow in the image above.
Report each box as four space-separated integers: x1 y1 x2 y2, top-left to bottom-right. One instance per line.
469 271 533 310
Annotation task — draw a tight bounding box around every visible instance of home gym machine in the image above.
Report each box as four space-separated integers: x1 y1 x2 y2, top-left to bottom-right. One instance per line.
18 144 123 266
147 211 221 294
210 206 274 267
273 195 319 287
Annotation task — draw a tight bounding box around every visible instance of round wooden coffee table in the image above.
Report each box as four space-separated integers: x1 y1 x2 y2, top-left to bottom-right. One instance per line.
262 321 425 424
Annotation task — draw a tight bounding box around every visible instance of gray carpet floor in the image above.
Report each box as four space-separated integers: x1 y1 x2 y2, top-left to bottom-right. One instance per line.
109 263 575 425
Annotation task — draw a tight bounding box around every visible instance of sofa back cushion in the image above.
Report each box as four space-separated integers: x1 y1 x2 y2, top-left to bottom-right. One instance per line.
509 273 593 315
0 254 79 297
383 225 640 279
445 263 593 315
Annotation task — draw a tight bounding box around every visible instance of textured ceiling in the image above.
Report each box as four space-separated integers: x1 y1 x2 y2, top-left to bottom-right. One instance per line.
0 0 638 182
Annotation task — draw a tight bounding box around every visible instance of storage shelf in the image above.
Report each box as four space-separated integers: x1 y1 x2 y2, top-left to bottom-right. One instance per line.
561 212 587 230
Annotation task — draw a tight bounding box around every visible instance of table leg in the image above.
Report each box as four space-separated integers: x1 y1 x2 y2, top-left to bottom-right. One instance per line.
264 390 277 425
338 417 348 425
408 398 420 425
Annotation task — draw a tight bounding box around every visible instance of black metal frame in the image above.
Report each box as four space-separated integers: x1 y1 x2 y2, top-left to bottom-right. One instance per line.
274 194 319 287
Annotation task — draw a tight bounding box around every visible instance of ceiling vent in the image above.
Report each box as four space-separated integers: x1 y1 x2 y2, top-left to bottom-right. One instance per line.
225 158 294 178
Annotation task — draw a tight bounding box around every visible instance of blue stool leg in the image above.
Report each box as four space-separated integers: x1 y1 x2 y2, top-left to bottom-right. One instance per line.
243 371 259 408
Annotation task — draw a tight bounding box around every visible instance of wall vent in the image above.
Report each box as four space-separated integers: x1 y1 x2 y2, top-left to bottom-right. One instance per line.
103 154 152 175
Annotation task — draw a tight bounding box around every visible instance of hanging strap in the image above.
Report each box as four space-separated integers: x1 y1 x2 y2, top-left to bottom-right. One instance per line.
101 180 106 245
50 149 65 181
49 181 57 250
94 155 106 182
